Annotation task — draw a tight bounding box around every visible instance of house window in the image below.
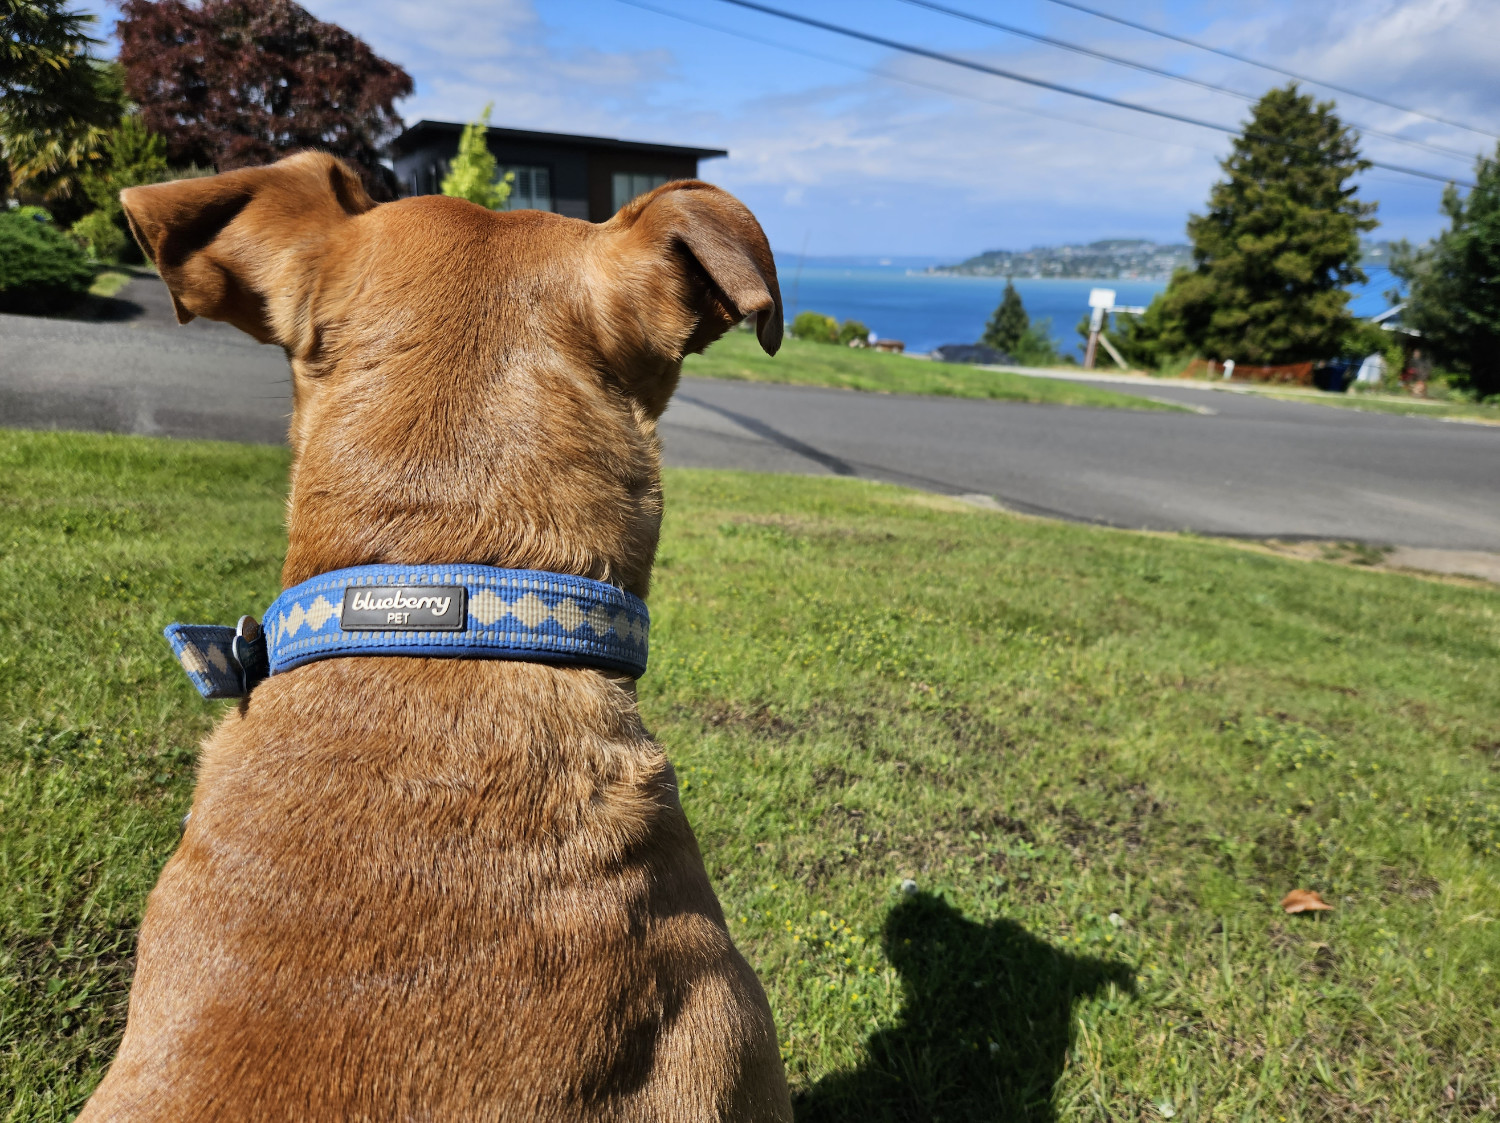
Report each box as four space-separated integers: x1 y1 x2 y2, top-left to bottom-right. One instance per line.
612 172 671 213
501 165 552 212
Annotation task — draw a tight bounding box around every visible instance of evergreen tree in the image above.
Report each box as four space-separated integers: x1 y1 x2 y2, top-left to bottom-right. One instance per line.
441 104 514 210
0 1 123 205
1391 144 1500 399
72 111 170 261
981 278 1029 354
1133 85 1376 366
79 112 169 212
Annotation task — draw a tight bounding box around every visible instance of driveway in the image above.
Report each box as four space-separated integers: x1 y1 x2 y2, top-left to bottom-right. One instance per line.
4 274 1498 551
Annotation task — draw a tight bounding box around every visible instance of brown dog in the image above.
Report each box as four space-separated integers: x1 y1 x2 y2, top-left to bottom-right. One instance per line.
78 152 790 1120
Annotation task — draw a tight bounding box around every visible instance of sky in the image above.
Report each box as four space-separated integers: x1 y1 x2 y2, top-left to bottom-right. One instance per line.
78 0 1500 260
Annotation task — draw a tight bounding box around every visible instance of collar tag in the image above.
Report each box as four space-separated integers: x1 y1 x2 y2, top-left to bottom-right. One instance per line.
340 586 467 631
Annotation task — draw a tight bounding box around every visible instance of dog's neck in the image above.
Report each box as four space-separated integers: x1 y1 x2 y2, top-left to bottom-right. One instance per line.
279 354 665 599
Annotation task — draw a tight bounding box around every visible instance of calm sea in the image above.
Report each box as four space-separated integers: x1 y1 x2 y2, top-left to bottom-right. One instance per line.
777 262 1397 358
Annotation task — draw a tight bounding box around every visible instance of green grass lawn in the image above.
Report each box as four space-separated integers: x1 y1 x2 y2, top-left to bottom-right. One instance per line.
4 428 1498 1121
1254 390 1500 426
685 330 1183 411
1150 370 1500 424
85 271 132 300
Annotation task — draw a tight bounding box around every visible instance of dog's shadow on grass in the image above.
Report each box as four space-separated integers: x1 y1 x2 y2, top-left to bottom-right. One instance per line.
794 892 1134 1123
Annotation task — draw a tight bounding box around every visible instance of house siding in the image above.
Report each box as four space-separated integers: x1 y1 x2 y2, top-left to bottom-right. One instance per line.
389 122 725 223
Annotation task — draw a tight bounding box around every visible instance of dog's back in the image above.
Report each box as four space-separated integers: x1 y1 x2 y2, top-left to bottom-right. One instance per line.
80 153 790 1120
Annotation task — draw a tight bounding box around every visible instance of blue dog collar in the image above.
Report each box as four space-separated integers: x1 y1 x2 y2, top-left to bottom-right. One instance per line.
164 564 650 699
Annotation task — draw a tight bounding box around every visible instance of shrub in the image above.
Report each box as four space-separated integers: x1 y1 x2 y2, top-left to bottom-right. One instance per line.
0 208 94 314
69 209 127 262
791 311 839 344
75 111 172 264
1093 296 1175 371
836 318 870 346
441 103 513 210
1340 318 1403 375
1010 318 1059 365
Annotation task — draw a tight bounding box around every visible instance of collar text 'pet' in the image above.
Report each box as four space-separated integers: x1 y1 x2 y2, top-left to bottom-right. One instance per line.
164 564 650 699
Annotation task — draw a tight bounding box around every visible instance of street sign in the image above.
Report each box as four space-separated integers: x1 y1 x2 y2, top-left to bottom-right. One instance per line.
1088 288 1116 309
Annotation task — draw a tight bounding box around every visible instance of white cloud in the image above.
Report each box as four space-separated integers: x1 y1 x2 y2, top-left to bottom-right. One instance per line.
312 0 677 137
176 0 1500 252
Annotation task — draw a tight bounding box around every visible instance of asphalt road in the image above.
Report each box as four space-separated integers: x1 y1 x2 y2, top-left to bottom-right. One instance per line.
4 275 1498 550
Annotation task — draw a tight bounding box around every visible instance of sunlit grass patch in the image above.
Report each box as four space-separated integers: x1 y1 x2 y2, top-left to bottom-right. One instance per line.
684 329 1184 411
2 430 1498 1120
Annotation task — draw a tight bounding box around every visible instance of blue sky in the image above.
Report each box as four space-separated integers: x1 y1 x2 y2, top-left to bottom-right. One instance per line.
80 0 1500 259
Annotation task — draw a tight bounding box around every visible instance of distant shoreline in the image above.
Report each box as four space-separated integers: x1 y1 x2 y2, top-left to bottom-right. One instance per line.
925 267 1176 281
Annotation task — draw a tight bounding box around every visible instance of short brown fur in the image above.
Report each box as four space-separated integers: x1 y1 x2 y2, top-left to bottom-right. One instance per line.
82 151 790 1121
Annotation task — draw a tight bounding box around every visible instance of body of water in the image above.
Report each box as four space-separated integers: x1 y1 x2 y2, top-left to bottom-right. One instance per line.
776 262 1399 358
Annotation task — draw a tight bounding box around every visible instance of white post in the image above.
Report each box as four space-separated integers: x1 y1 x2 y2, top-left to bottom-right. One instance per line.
1084 306 1104 370
1085 289 1115 372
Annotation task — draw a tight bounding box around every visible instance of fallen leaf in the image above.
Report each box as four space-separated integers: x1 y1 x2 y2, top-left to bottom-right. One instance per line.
1282 889 1334 914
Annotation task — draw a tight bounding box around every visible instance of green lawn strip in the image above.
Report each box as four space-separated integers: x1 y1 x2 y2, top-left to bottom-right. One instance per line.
1144 375 1500 424
1252 391 1500 425
4 429 1498 1120
684 330 1185 411
85 272 132 300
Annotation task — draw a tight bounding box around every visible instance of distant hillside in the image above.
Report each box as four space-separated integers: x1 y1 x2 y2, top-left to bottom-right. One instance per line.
932 239 1191 280
934 238 1400 281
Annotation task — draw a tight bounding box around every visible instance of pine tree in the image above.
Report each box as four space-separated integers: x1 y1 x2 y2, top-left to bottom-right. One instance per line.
981 279 1029 354
1392 144 1500 399
441 104 514 211
1153 85 1376 365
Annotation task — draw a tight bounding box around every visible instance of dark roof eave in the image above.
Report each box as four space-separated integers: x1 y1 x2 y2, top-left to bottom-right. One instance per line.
389 120 728 161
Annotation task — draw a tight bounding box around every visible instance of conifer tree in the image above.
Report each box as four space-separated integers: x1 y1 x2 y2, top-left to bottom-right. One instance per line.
73 112 170 261
1392 144 1500 399
1131 85 1376 366
441 104 513 211
981 279 1029 354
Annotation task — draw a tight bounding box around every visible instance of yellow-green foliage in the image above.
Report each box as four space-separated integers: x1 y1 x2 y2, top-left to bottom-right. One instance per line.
791 311 839 344
440 103 514 211
67 210 124 262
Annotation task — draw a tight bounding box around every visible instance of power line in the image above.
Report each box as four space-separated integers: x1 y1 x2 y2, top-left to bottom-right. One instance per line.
709 0 1475 188
1037 0 1500 143
612 0 1229 161
895 0 1480 165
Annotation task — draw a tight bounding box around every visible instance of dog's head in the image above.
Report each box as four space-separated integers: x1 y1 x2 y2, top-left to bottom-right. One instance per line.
121 151 780 596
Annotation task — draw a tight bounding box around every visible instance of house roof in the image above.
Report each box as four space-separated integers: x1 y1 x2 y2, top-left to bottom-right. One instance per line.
390 120 728 161
1369 301 1422 336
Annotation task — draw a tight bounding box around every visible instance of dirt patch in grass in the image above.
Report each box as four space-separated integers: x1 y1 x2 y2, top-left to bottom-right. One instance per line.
1242 537 1500 587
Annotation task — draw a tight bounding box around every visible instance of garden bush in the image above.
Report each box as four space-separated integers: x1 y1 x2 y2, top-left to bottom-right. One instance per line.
70 209 128 263
791 310 839 344
0 208 94 314
793 312 874 346
837 318 870 346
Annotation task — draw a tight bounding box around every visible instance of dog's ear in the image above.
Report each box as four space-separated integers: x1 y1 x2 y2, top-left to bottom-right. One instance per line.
598 181 782 391
120 151 374 345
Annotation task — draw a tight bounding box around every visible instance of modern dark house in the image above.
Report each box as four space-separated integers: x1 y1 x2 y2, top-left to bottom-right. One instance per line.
389 121 727 222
